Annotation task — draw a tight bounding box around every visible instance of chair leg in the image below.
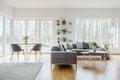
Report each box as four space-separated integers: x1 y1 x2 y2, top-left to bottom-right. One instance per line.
10 52 14 60
35 51 37 61
17 52 19 61
23 51 25 59
39 51 42 57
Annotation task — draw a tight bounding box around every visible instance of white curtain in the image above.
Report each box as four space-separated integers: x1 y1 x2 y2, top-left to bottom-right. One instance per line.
75 18 119 48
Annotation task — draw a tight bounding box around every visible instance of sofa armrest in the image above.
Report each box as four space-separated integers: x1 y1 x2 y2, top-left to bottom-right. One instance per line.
51 46 60 51
51 51 77 64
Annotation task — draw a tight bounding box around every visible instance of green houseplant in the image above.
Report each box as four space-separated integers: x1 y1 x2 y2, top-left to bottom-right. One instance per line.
23 36 29 44
61 37 67 42
61 28 67 34
92 41 98 52
61 19 67 25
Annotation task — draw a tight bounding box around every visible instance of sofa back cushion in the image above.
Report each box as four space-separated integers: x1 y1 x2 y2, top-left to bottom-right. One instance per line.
66 43 73 50
62 44 67 51
58 43 65 51
88 42 93 49
51 46 60 51
83 41 89 49
72 44 77 49
76 42 83 49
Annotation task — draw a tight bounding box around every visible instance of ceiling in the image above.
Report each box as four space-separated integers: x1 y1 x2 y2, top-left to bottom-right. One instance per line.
4 0 120 8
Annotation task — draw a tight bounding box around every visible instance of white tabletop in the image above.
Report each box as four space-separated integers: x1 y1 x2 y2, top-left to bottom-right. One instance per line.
12 42 41 45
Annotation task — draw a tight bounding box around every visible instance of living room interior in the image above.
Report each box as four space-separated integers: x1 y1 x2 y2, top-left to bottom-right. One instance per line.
0 0 120 80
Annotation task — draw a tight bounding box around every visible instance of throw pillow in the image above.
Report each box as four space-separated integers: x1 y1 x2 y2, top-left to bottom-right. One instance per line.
58 43 64 51
83 41 89 49
76 42 83 49
88 42 93 49
66 43 73 50
62 44 67 51
72 44 77 49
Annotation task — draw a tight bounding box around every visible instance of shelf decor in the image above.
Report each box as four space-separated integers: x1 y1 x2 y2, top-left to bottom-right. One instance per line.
56 18 73 43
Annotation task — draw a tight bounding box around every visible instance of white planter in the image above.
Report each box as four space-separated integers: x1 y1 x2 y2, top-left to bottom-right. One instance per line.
93 46 97 52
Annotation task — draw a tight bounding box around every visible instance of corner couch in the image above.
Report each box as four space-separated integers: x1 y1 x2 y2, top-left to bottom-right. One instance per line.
51 42 109 65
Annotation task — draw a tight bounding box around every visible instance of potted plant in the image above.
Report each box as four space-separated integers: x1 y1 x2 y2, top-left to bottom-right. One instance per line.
69 22 72 25
61 19 66 25
61 37 67 42
57 29 60 35
23 36 29 44
57 37 60 43
57 20 60 26
68 40 73 42
61 28 67 34
92 41 98 52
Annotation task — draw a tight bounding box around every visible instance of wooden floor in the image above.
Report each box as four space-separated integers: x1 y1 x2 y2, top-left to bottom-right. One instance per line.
0 53 120 80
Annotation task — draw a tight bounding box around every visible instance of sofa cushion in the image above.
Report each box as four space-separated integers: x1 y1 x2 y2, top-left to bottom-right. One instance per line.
83 41 89 49
72 44 77 49
58 43 65 51
71 49 85 52
66 43 73 50
63 43 67 50
84 49 92 52
62 44 67 51
51 46 60 51
76 42 83 49
88 42 93 49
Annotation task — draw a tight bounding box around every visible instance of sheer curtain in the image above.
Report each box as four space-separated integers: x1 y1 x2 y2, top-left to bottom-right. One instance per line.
75 18 118 48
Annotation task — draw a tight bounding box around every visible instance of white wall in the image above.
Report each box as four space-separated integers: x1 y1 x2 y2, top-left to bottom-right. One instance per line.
0 0 13 17
14 9 120 39
14 8 120 18
13 8 120 53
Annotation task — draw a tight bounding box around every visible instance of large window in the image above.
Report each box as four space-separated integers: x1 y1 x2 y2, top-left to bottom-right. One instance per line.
4 18 11 54
0 16 3 55
27 20 36 42
76 18 119 48
41 20 52 51
14 20 25 42
0 16 11 56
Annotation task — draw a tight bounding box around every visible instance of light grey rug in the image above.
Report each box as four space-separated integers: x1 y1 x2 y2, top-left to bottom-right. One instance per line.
0 63 43 80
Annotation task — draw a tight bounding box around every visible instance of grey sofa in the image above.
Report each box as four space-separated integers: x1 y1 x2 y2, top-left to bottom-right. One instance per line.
51 46 77 68
51 42 110 61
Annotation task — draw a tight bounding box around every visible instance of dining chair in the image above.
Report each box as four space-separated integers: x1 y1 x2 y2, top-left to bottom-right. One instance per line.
11 44 25 61
30 43 42 60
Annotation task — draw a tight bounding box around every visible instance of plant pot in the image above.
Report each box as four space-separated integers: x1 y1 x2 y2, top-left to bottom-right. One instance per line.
93 46 97 52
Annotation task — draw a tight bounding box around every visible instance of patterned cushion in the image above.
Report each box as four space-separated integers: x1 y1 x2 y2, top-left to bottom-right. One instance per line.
76 42 83 49
88 42 93 49
83 41 89 49
62 44 67 51
66 43 73 50
58 43 64 51
72 44 77 49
